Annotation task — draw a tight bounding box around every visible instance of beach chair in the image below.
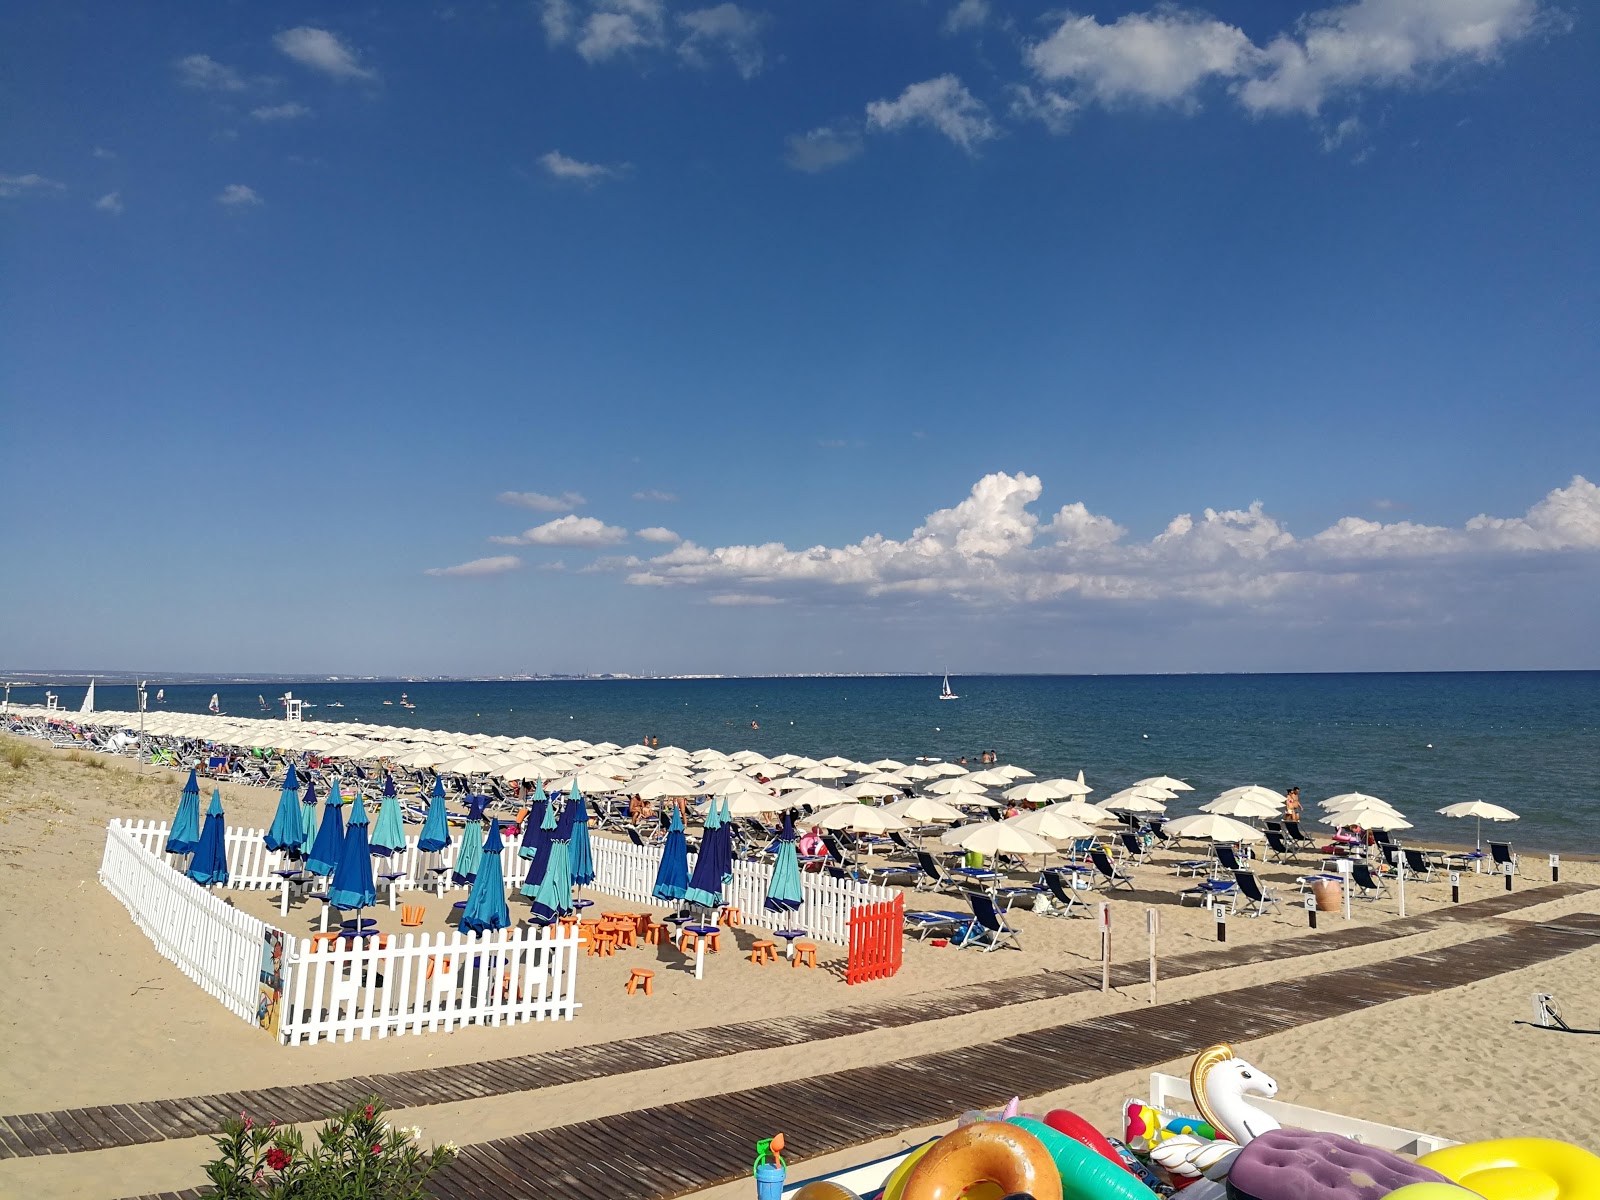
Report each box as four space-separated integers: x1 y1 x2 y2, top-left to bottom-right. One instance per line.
958 892 1021 952
1231 870 1281 917
903 909 973 942
1215 843 1248 874
1088 848 1134 892
1401 848 1437 882
1181 879 1236 907
1265 830 1301 864
887 831 921 860
1118 831 1150 865
915 850 957 893
1146 818 1172 846
1040 870 1087 917
1372 828 1397 855
1283 820 1312 850
1488 841 1520 877
1350 861 1389 900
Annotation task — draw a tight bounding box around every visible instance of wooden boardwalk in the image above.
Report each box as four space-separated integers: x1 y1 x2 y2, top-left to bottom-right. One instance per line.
0 879 1587 1167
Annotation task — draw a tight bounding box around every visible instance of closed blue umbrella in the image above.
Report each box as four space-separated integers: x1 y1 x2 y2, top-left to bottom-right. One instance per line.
327 793 376 912
298 778 319 858
684 799 730 909
764 813 804 913
569 782 594 888
460 819 511 933
370 774 406 857
263 763 302 854
186 789 230 886
166 768 201 856
451 818 485 887
652 806 690 902
417 777 452 854
520 798 558 899
305 780 346 877
528 800 575 922
517 783 548 861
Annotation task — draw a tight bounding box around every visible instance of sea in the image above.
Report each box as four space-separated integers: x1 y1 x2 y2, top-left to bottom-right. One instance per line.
41 672 1600 853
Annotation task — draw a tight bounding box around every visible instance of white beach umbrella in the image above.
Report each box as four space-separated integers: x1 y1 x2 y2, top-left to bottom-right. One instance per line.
1320 807 1412 831
882 795 968 824
702 792 778 817
1100 786 1172 812
1035 777 1093 797
940 822 1056 857
769 777 815 793
1200 795 1282 819
783 755 819 768
818 756 855 768
926 776 990 796
1214 785 1287 807
1002 781 1073 805
842 781 901 800
1135 775 1193 792
963 769 1015 787
993 765 1035 780
1045 799 1110 826
801 804 908 833
1006 807 1097 842
783 784 851 809
552 772 626 794
633 778 696 800
798 764 848 780
1163 813 1266 844
1437 800 1520 848
858 771 911 786
864 758 907 770
930 763 969 777
899 764 940 781
1321 792 1390 811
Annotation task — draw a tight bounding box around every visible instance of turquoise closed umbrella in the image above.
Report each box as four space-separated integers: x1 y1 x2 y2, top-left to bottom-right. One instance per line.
417 777 452 853
460 819 511 933
186 789 230 886
569 782 594 888
263 763 302 854
327 794 376 913
764 813 804 913
305 780 346 877
166 768 201 856
652 806 690 902
528 801 575 923
452 818 485 887
520 799 558 900
297 778 319 858
371 774 406 857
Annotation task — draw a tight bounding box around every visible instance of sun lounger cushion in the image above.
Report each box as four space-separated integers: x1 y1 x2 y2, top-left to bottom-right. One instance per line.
1227 1130 1453 1200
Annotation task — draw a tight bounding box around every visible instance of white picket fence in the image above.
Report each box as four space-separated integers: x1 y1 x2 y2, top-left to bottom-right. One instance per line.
276 924 582 1046
100 819 268 1024
587 836 892 945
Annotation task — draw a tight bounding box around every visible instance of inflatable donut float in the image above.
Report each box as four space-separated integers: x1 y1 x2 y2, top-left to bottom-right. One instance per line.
900 1122 1064 1200
1419 1137 1600 1200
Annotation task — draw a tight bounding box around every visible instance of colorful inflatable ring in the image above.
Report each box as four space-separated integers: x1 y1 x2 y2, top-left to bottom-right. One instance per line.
901 1122 1064 1200
882 1144 1002 1200
1007 1118 1160 1200
1044 1110 1128 1172
790 1183 862 1200
1419 1137 1600 1200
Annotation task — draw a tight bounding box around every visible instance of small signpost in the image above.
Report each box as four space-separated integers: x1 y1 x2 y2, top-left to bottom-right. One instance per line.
1098 902 1111 994
1393 850 1407 918
1215 903 1227 944
1551 854 1560 884
1335 858 1353 921
1504 860 1515 892
1304 891 1318 929
1146 908 1158 1005
1450 871 1462 905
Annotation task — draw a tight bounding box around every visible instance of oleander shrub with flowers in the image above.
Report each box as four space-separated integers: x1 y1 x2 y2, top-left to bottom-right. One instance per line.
199 1095 458 1199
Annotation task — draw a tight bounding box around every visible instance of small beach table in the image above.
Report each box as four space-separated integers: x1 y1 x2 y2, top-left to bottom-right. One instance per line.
273 869 314 917
378 870 407 910
773 928 808 960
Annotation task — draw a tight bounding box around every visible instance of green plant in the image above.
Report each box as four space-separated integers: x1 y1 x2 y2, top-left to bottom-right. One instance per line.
199 1096 457 1199
2 744 27 770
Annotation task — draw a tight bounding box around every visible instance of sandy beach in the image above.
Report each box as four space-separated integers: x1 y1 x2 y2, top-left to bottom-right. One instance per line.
2 734 1597 1199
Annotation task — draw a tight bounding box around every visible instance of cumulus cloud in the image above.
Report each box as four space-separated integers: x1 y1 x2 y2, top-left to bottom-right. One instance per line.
175 54 247 92
636 526 682 543
708 593 785 605
216 183 262 207
0 173 65 199
425 555 523 578
252 102 313 121
492 515 630 547
866 75 999 152
540 150 627 183
604 472 1600 612
633 489 678 502
943 0 989 35
784 126 864 173
678 4 766 78
94 191 123 215
274 27 378 82
498 490 586 511
1022 0 1551 124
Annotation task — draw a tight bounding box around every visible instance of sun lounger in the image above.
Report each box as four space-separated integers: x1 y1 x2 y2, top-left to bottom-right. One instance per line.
903 910 972 942
957 892 1021 952
1180 879 1236 907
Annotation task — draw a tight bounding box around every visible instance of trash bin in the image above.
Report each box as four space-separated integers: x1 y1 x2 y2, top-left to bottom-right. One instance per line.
965 850 984 870
1311 878 1342 912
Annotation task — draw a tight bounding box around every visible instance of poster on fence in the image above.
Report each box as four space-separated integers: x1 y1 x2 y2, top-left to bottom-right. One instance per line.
256 928 286 1036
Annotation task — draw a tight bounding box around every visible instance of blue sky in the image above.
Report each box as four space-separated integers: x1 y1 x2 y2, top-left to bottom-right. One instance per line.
3 0 1597 677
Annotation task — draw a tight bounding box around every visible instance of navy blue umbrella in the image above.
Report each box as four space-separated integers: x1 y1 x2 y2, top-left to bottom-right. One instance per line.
304 780 346 877
684 800 731 909
327 793 376 912
518 783 548 861
263 763 303 854
528 800 575 923
520 797 558 900
186 789 230 886
460 819 511 933
417 777 452 854
166 768 202 856
652 806 690 902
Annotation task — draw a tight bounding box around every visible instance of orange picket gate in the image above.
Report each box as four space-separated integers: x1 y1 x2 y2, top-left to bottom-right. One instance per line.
845 893 904 985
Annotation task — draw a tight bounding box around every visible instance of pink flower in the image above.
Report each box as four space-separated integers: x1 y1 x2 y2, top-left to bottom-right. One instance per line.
371 1143 383 1155
364 1104 375 1119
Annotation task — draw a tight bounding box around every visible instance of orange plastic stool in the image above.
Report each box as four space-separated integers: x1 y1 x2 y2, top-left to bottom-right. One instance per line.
586 929 616 957
310 931 343 951
557 915 581 932
400 904 426 927
792 942 818 969
750 940 778 965
680 929 721 954
719 906 742 927
607 924 638 949
425 955 454 980
626 968 655 996
642 922 666 946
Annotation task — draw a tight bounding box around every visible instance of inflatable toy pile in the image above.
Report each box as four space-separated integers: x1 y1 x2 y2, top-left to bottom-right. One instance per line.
786 1043 1600 1200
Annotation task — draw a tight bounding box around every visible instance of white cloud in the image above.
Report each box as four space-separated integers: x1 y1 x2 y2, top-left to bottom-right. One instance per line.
538 560 568 572
252 102 313 121
92 146 117 160
708 593 785 605
539 150 627 183
492 515 630 547
633 489 679 502
1008 84 1080 134
542 0 576 43
604 472 1600 612
274 27 378 82
636 526 682 543
943 0 989 35
866 75 999 153
0 173 65 199
498 490 586 511
678 4 766 79
94 191 123 215
570 0 667 63
216 183 262 207
1022 1 1551 127
425 555 523 578
175 54 247 92
784 126 864 173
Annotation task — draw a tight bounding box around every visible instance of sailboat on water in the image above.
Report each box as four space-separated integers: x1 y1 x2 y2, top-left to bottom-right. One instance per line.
938 673 958 701
208 693 223 714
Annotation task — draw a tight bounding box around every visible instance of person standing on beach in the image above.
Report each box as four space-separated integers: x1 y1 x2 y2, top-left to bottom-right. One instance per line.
1285 787 1302 823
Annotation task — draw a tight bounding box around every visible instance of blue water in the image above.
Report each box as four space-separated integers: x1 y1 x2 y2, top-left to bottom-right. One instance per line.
52 672 1600 852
